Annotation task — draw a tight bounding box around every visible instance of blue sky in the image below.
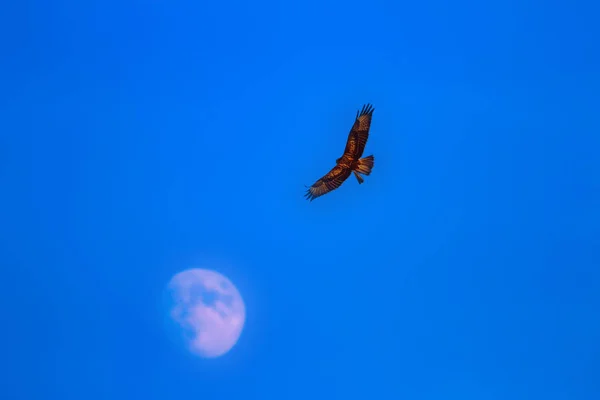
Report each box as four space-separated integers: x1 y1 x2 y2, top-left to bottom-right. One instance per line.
1 0 599 399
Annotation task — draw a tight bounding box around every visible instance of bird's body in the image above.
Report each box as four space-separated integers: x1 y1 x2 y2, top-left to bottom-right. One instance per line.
304 104 376 201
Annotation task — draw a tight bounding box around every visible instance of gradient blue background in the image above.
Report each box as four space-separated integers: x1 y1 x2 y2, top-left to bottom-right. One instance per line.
1 1 599 399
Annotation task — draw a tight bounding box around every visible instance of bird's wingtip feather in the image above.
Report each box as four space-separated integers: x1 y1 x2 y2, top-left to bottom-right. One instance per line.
357 103 375 118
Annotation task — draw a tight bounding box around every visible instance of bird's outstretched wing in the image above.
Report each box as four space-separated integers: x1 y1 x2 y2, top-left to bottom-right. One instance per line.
304 165 352 201
342 103 374 159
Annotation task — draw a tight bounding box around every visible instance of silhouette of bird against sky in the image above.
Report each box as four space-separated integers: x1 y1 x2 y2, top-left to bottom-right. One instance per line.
305 104 376 201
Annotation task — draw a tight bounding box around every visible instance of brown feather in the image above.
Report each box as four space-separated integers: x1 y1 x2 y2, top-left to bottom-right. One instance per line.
304 165 352 201
342 103 374 159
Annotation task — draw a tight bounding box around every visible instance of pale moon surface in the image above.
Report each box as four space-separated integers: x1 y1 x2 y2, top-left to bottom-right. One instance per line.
166 268 246 358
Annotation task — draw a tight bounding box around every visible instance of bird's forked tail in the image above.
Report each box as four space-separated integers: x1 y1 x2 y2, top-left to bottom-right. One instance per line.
353 155 374 184
355 155 374 175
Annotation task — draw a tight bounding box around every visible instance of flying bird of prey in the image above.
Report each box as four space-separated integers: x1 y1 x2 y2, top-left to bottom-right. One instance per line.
304 103 376 201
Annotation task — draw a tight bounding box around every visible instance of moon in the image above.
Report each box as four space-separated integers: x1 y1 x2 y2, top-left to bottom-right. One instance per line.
165 268 246 358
